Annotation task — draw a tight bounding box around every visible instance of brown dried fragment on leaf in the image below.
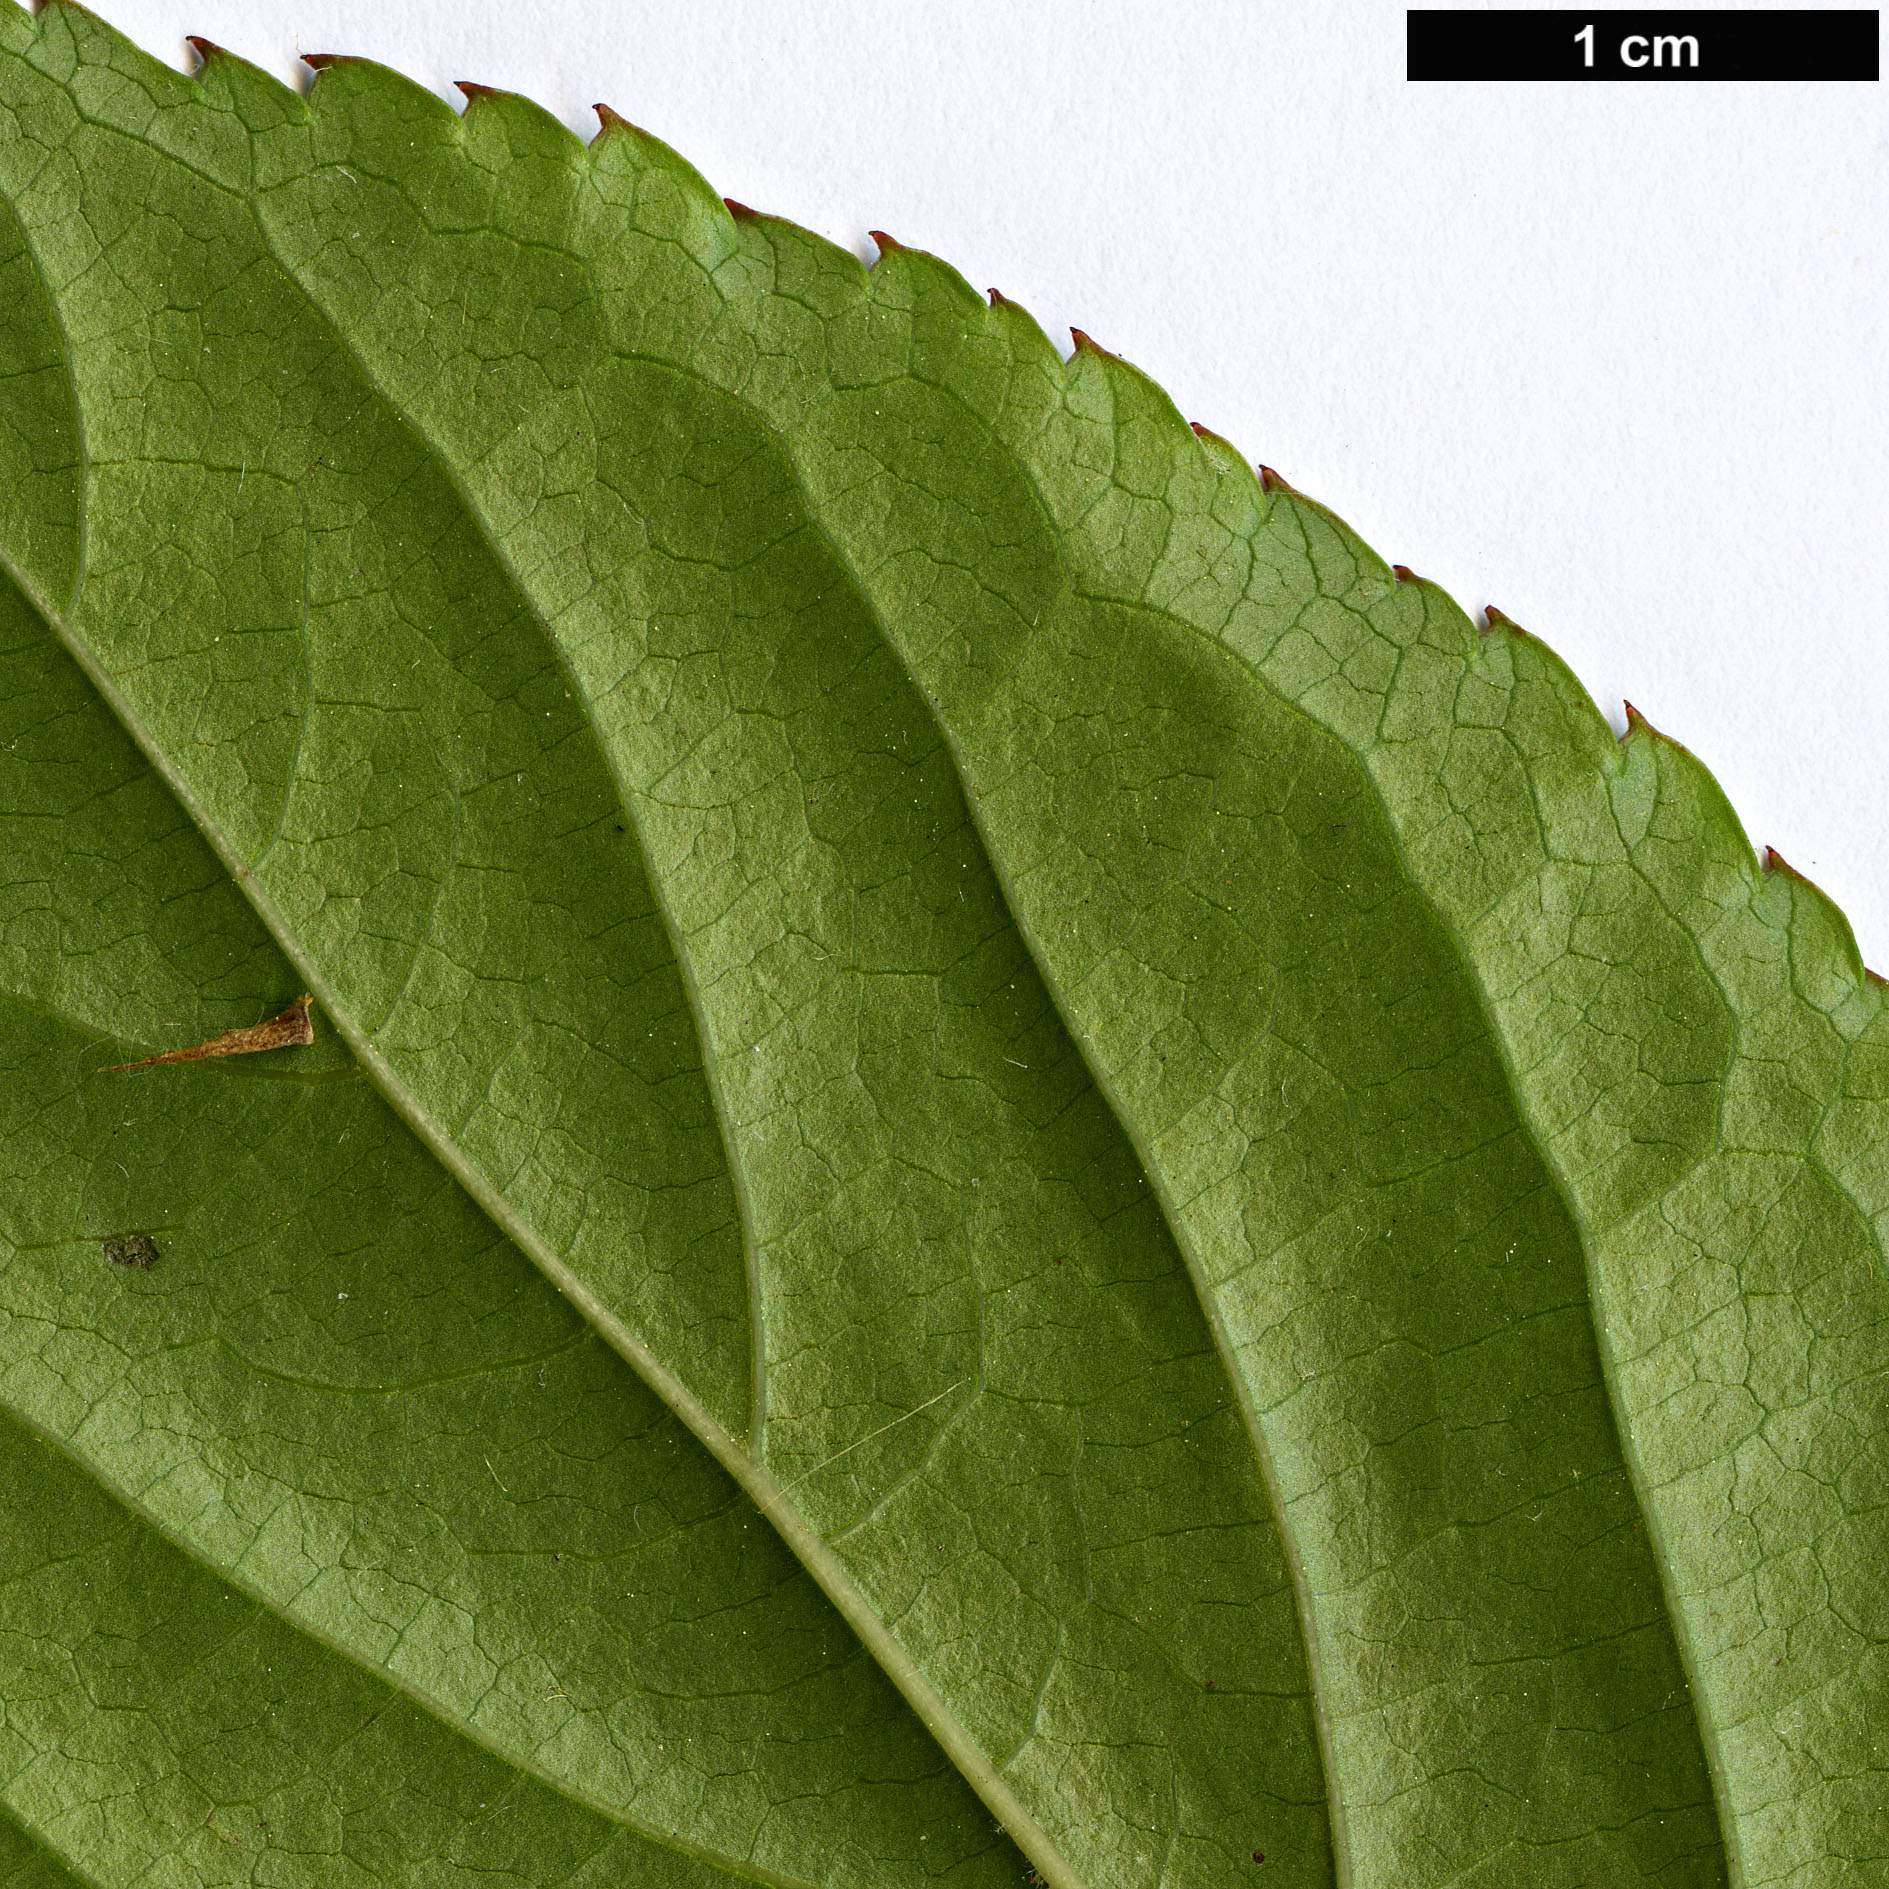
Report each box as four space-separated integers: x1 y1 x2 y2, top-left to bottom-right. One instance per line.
102 1233 159 1270
99 994 315 1071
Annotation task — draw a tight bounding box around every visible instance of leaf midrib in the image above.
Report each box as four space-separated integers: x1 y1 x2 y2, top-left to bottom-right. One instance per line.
223 155 782 1460
0 531 1077 1885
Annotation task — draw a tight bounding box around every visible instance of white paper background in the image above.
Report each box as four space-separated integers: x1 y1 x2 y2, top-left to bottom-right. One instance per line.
33 1 1889 960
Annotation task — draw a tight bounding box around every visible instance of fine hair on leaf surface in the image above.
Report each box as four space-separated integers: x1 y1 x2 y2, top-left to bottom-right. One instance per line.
0 8 1883 1888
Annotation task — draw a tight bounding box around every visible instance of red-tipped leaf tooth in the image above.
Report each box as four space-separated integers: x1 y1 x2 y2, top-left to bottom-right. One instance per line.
1755 850 1873 981
1069 327 1100 353
1188 420 1238 448
867 230 902 255
1391 563 1419 583
299 53 358 71
1761 846 1825 894
185 35 227 64
987 287 1010 307
1257 464 1283 492
592 101 630 132
723 197 758 220
1483 604 1536 642
1626 705 1708 759
457 80 499 102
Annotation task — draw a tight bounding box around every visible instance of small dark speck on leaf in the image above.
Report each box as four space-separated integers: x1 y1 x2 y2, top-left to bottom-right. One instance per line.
103 1232 159 1270
1253 1853 1266 1865
1205 1679 1215 1691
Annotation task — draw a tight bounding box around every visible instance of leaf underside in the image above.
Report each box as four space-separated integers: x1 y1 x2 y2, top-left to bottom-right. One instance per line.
0 9 1883 1887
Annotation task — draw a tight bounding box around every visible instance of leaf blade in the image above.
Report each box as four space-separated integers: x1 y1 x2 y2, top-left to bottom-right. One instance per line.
0 17 1323 1882
0 564 1029 1886
3 6 1886 1885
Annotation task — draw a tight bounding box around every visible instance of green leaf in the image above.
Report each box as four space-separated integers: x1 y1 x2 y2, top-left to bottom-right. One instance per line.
0 9 1881 1885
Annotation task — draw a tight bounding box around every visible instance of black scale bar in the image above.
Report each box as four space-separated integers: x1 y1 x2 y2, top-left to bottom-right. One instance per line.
1409 10 1879 79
